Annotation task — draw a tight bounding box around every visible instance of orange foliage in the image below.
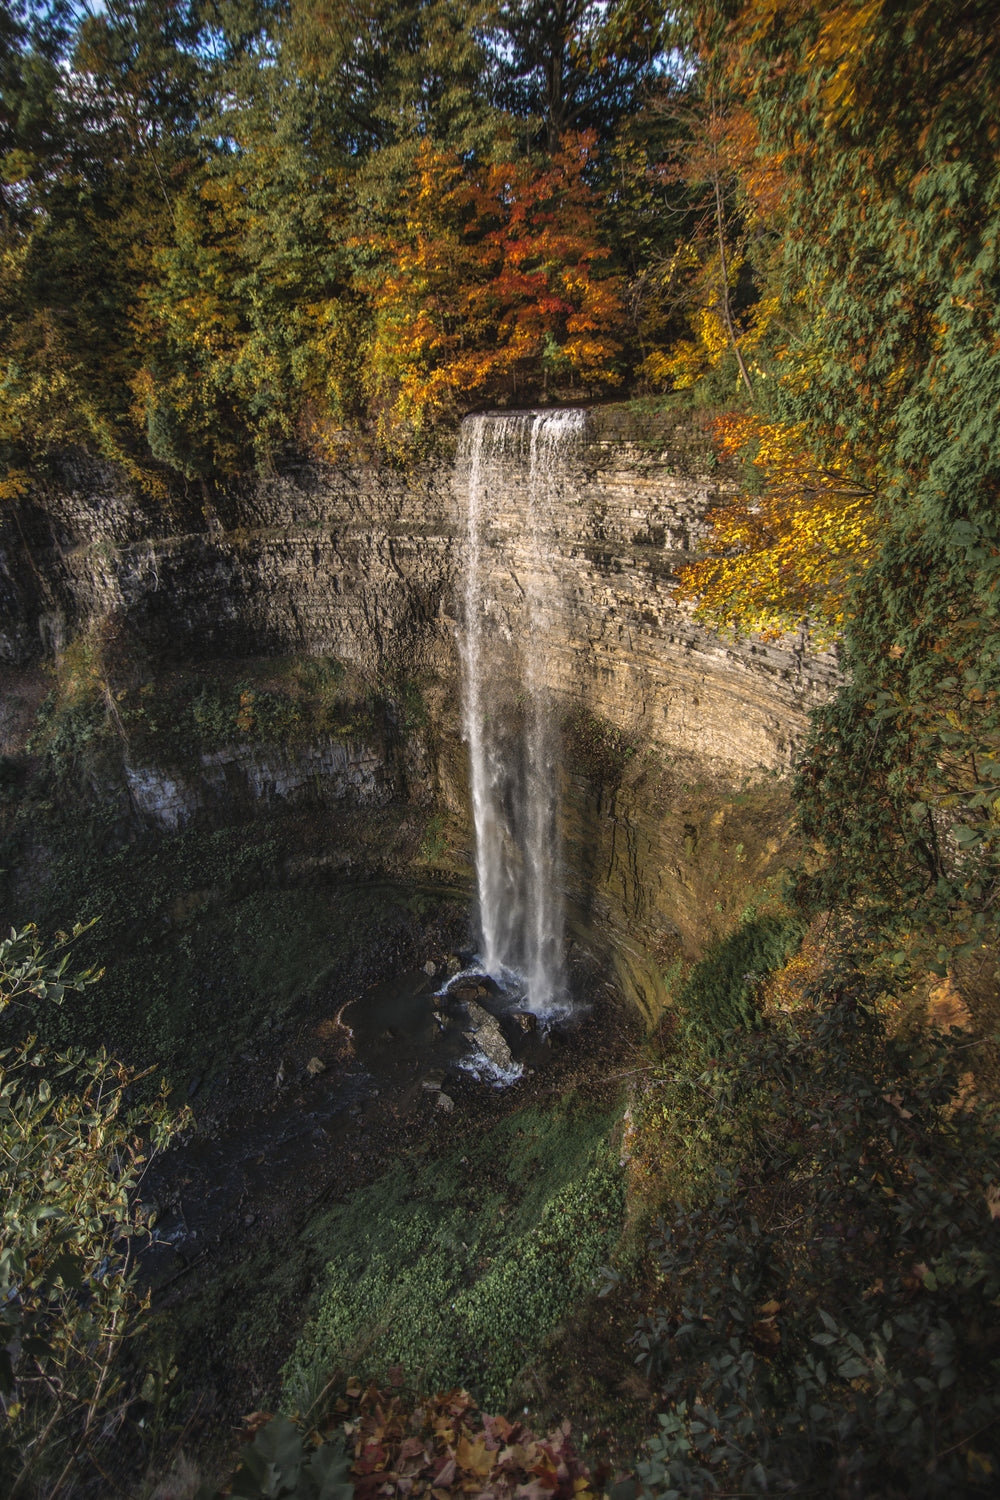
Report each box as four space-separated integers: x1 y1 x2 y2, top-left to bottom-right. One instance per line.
256 1380 606 1499
360 134 625 447
639 87 788 392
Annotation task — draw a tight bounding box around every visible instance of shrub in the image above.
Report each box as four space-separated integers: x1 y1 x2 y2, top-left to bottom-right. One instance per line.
631 944 1000 1497
0 926 186 1498
673 914 804 1039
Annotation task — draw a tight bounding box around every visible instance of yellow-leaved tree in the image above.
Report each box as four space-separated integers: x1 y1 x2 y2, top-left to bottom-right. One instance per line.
677 411 880 641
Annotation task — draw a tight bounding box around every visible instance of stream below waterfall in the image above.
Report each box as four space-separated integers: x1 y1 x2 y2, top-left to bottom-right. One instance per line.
140 925 609 1283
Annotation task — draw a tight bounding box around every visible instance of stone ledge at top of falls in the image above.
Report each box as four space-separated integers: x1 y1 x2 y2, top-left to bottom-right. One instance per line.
0 410 841 778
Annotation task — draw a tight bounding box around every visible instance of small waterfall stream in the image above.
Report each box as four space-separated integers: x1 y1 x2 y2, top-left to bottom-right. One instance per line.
456 409 585 1018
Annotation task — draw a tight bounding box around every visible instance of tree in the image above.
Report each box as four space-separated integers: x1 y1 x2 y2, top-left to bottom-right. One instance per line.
673 1 1000 955
0 925 186 1498
359 132 626 449
0 1 209 488
676 412 879 640
490 0 658 154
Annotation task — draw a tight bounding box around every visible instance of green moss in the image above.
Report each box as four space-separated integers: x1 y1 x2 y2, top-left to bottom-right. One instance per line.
283 1095 628 1414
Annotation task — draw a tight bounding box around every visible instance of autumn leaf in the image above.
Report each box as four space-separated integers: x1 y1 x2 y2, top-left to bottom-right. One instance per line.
456 1434 494 1477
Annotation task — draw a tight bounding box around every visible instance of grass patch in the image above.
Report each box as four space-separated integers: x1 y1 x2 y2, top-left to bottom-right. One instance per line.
284 1094 628 1413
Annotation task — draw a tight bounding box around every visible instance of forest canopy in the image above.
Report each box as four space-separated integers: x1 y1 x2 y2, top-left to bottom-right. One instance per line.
0 0 681 479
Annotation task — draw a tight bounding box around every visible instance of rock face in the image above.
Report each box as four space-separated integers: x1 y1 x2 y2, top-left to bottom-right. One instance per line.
0 412 837 776
123 736 396 832
462 1000 516 1074
0 410 841 1019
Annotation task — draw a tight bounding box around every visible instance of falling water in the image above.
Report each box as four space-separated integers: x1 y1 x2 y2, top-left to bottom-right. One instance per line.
456 409 585 1016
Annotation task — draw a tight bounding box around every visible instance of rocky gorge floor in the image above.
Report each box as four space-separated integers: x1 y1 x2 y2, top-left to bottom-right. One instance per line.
132 928 650 1493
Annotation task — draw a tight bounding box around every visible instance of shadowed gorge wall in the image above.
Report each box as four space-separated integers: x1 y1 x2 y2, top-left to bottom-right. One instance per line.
0 410 839 1016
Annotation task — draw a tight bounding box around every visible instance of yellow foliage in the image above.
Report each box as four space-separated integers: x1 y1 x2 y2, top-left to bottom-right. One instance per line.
0 470 29 502
677 413 881 640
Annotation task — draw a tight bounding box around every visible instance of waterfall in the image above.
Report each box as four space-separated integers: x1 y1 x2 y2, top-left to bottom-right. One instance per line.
456 409 585 1016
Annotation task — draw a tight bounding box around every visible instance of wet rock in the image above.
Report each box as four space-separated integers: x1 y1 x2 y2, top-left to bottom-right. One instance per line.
305 1056 326 1076
445 956 462 975
463 1000 515 1072
436 1092 455 1112
513 1011 537 1033
421 1070 445 1091
423 959 437 977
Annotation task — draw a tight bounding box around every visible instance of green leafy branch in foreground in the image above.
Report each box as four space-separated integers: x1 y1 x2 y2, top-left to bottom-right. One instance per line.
0 925 188 1499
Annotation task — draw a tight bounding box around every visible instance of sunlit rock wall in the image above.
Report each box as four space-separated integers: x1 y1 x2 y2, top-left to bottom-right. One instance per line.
0 412 837 776
0 412 840 1018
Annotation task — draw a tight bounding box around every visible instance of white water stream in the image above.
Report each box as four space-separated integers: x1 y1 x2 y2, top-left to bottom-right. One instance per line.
456 410 585 1018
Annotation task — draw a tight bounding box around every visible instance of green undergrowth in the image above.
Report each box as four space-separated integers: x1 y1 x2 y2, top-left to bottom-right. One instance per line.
673 913 805 1041
24 650 431 775
621 918 1000 1497
283 1092 628 1415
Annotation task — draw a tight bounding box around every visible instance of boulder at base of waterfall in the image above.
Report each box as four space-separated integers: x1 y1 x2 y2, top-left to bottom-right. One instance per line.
452 984 484 1004
463 1000 515 1072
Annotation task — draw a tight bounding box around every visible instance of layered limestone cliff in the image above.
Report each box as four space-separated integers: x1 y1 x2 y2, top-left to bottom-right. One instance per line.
0 410 839 1016
1 411 836 770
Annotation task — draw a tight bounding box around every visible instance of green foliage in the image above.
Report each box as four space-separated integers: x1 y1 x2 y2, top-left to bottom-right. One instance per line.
673 914 804 1039
284 1098 627 1413
195 1418 353 1500
418 814 448 863
630 940 1000 1497
0 926 186 1498
793 526 1000 966
21 653 380 785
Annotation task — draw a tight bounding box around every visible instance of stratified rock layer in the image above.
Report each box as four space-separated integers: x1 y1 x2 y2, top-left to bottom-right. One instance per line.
0 413 837 774
0 411 840 1018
